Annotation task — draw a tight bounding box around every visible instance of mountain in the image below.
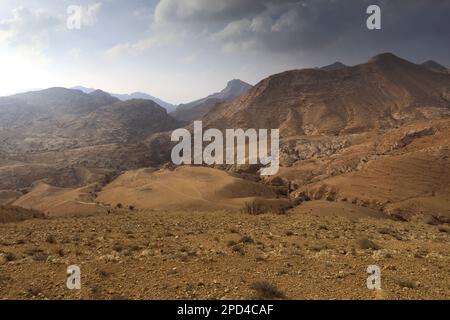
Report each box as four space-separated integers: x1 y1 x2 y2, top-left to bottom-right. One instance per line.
0 88 119 130
421 60 449 74
10 87 119 116
64 99 179 145
0 87 179 152
71 86 96 93
172 79 252 123
71 86 176 112
0 88 180 191
203 53 450 136
320 62 347 71
112 92 176 113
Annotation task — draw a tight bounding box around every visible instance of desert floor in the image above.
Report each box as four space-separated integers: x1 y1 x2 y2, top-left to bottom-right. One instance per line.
0 200 449 300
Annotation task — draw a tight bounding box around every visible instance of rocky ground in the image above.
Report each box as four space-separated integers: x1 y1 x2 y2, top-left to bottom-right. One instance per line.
0 201 448 300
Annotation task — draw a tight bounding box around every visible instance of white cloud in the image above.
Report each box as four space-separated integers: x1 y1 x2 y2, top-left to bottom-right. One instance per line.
0 6 62 49
105 36 164 58
105 0 265 58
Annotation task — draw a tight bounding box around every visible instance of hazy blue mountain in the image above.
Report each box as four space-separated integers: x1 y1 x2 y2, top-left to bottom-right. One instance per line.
71 86 176 112
421 60 449 74
172 79 252 123
320 62 347 71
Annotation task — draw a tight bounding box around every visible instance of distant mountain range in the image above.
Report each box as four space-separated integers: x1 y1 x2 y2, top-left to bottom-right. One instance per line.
71 86 176 113
71 80 253 116
420 60 449 74
319 62 347 71
171 79 252 123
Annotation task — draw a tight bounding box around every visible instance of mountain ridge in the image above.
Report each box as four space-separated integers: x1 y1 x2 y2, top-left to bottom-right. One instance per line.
202 53 450 137
172 79 252 123
71 86 176 112
421 60 449 74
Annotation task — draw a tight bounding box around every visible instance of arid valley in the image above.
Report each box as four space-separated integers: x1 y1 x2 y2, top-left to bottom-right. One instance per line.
1 53 449 300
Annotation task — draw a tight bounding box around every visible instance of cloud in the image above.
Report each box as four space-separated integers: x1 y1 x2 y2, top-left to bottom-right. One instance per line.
105 32 178 58
105 0 271 57
166 0 450 51
211 0 362 52
105 0 450 64
153 0 266 26
106 0 361 56
0 6 62 49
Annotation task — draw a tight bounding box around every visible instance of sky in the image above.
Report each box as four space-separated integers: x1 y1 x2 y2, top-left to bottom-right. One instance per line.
0 0 449 104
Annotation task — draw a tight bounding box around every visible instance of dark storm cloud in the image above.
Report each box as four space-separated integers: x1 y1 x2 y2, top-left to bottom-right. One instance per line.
154 0 450 64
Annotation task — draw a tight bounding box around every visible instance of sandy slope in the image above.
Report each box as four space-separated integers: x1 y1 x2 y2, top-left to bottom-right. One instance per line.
13 182 106 217
10 166 287 216
97 166 285 211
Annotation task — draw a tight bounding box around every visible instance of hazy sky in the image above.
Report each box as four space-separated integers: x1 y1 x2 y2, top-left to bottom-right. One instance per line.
0 0 449 103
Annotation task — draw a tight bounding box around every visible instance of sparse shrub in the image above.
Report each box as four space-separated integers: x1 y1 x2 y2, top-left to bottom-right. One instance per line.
226 240 237 247
99 270 111 278
231 244 245 256
179 246 189 253
414 248 428 259
32 252 48 262
45 234 56 244
357 238 381 250
438 226 450 234
121 249 131 256
395 279 418 289
255 256 268 262
129 205 135 211
285 231 294 236
239 235 254 244
27 287 42 297
276 206 288 215
129 245 140 252
112 243 123 252
310 243 333 252
378 227 402 240
176 252 189 262
4 252 16 262
274 186 289 197
243 200 266 215
116 203 123 209
90 285 103 298
250 281 285 300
